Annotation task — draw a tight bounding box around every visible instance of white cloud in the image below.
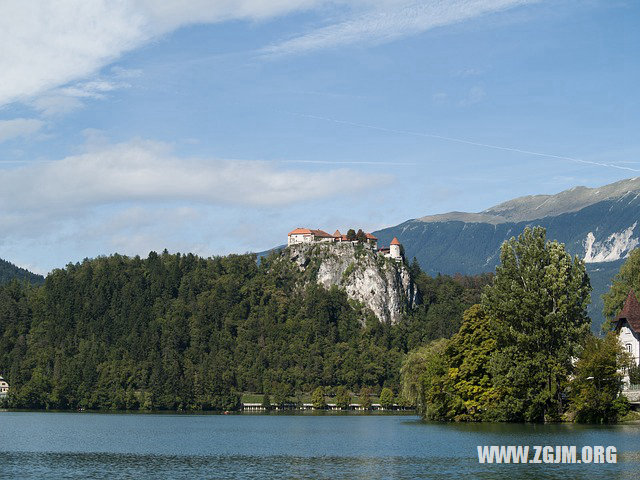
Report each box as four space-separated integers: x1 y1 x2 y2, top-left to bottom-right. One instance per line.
0 0 344 108
262 0 539 57
0 137 392 270
0 1 541 109
0 138 391 218
30 74 135 116
0 118 45 143
460 85 486 106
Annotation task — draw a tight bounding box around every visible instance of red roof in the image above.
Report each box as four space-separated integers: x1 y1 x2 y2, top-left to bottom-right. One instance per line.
288 228 312 235
311 229 333 238
365 233 377 240
390 237 401 245
333 230 342 237
287 228 333 238
616 290 640 332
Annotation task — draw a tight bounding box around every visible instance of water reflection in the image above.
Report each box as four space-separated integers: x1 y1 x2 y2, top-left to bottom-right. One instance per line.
0 412 638 479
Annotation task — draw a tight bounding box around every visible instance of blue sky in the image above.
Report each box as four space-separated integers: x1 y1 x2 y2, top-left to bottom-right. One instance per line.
0 0 638 274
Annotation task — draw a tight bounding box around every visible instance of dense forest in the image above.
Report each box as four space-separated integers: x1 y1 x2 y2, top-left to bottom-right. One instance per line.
0 257 44 285
0 249 490 411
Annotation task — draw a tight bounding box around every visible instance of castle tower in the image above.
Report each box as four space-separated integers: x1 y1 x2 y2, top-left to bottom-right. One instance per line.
390 237 402 260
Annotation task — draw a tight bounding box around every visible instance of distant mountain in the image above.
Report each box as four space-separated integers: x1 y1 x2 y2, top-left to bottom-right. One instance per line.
0 258 44 285
373 177 640 330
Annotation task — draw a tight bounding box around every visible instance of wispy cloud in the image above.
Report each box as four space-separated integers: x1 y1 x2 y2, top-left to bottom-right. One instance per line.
459 85 486 106
278 159 417 166
0 1 338 109
0 118 45 143
262 0 540 57
0 138 391 224
30 69 140 116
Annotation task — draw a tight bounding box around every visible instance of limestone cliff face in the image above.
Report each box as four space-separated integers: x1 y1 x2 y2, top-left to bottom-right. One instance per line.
285 242 418 324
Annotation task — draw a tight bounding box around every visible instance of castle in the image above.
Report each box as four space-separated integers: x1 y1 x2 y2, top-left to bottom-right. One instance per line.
287 228 403 260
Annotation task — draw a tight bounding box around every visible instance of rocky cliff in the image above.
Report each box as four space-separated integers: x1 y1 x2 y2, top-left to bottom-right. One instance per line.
284 242 418 324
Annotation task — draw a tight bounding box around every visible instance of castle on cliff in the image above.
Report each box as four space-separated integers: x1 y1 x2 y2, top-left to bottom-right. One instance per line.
287 228 403 261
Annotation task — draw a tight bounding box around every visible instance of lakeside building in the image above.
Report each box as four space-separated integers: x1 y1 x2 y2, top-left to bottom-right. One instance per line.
0 376 8 398
615 290 640 384
241 402 412 411
287 228 402 261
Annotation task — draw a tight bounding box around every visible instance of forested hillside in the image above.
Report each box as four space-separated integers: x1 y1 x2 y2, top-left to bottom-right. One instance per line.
0 258 44 285
0 250 490 411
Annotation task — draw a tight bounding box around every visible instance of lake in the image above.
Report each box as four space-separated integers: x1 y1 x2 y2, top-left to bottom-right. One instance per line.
0 411 638 479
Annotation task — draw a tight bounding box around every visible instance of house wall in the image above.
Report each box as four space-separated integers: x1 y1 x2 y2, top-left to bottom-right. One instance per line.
288 234 310 245
620 322 640 367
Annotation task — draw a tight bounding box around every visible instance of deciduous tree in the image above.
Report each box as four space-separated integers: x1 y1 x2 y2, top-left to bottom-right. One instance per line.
569 333 631 423
311 386 326 409
482 226 591 422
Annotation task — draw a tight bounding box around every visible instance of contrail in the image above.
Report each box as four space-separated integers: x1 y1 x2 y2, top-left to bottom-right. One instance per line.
278 159 417 166
290 112 640 173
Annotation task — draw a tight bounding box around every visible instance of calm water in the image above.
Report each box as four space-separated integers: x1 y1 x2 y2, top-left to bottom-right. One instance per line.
1 411 639 479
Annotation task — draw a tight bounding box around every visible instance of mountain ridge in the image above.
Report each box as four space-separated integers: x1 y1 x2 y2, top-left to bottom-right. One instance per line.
417 177 640 225
373 177 640 330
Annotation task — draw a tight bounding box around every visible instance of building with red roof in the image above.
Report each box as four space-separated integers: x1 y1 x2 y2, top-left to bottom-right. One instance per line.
287 228 334 246
388 237 402 260
616 290 640 371
287 228 382 250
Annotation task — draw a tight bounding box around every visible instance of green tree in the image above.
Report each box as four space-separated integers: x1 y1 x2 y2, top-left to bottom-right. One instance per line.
311 386 326 409
401 345 433 410
262 393 271 410
358 386 373 410
445 304 498 421
482 226 592 422
602 248 640 328
409 257 421 280
405 339 451 419
628 365 640 385
271 382 290 407
380 387 394 409
355 229 366 243
346 229 356 241
569 333 631 423
334 386 351 409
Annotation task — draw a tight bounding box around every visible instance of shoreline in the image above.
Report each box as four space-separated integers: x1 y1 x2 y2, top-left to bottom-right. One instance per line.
0 408 417 416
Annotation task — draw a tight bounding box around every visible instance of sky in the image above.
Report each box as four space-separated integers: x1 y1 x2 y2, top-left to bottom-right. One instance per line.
1 0 639 274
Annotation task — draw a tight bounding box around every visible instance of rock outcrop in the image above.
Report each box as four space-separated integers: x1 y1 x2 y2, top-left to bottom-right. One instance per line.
285 242 418 324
